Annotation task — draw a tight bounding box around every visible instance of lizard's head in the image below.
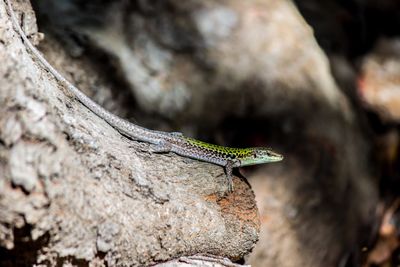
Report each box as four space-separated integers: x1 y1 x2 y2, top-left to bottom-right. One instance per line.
240 147 283 166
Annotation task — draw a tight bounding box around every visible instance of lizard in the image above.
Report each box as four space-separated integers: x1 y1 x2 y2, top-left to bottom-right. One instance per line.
6 0 283 192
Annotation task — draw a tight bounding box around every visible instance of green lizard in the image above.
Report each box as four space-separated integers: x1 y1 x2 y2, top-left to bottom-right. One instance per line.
6 0 283 192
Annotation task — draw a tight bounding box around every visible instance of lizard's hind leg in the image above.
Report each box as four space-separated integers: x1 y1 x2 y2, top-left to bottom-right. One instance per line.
148 140 172 153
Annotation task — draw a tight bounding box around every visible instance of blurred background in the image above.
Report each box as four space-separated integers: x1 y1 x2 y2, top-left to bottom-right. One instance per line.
30 0 400 266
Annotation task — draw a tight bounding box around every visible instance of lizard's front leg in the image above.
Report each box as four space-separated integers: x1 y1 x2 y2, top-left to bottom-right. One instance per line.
225 159 241 192
225 160 234 192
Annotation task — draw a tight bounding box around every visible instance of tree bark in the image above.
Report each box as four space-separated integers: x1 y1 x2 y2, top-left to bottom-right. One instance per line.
0 1 259 266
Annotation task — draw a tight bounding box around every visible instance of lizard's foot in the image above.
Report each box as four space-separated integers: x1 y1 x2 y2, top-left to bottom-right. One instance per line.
131 142 152 152
227 177 233 193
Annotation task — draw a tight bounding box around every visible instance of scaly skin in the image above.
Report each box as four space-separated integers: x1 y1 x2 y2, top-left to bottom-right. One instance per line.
183 137 283 167
6 0 283 192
